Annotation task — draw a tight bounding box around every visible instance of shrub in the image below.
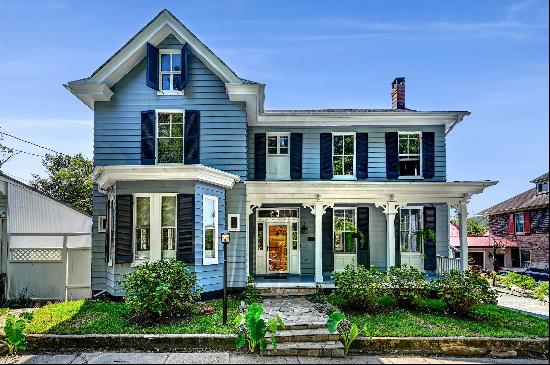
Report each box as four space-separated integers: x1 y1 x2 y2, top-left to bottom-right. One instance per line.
385 265 426 308
240 285 262 304
534 282 549 301
121 259 201 318
432 270 497 315
499 272 537 291
332 265 385 312
234 303 284 353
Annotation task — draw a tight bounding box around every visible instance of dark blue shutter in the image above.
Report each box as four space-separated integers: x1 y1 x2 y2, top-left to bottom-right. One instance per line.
422 132 435 179
424 206 437 271
177 194 195 264
184 110 200 164
322 208 334 273
141 110 156 165
254 133 266 180
175 43 189 91
385 132 399 179
320 133 333 180
290 133 303 180
145 43 159 91
115 195 133 264
357 207 370 268
356 133 368 179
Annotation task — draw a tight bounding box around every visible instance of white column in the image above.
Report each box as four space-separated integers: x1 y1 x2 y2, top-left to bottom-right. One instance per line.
245 202 260 278
458 201 468 272
314 203 324 283
376 202 400 271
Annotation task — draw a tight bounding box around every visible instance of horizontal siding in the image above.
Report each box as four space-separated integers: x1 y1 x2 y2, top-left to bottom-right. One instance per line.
436 205 450 257
248 126 446 182
225 183 247 288
369 205 388 271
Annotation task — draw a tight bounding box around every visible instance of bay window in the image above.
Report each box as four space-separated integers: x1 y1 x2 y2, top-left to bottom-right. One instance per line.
333 133 355 178
157 111 184 164
161 196 177 259
398 132 422 177
400 208 423 253
203 195 219 265
333 208 357 254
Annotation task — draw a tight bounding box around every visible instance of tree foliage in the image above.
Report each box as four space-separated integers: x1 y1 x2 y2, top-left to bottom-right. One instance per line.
451 216 489 236
30 153 93 215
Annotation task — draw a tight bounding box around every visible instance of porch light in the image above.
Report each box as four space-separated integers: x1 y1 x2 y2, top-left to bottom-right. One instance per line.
301 223 308 234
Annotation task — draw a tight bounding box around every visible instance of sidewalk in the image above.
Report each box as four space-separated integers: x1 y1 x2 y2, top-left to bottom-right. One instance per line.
497 292 549 319
2 352 548 364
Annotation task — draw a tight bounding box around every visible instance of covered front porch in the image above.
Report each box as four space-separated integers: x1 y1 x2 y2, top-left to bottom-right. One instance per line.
245 180 496 284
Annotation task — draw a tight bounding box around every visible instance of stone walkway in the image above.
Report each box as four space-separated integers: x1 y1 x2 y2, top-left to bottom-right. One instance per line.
2 352 549 364
262 298 327 328
497 292 549 319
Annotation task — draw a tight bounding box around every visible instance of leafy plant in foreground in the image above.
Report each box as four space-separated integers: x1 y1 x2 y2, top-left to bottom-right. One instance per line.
0 312 33 355
234 303 284 353
326 311 360 355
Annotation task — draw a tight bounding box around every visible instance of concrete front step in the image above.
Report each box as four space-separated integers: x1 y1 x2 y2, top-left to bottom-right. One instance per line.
264 340 345 357
268 328 339 343
280 322 327 330
256 287 318 298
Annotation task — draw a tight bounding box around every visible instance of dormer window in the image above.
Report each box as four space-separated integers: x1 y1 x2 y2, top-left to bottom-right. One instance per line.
398 132 422 177
537 181 549 194
159 50 183 93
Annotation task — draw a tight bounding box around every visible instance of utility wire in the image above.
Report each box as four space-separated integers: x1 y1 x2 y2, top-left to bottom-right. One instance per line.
0 130 64 155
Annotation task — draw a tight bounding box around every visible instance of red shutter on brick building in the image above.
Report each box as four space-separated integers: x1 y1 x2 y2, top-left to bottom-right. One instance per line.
523 211 531 234
508 213 515 235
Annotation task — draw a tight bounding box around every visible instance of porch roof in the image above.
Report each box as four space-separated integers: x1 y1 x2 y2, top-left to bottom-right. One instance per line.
245 180 497 206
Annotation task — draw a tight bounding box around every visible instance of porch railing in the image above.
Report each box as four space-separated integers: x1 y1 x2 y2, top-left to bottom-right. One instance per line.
436 255 461 275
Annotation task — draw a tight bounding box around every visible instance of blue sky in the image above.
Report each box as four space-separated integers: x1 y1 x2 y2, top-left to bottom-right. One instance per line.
0 0 548 214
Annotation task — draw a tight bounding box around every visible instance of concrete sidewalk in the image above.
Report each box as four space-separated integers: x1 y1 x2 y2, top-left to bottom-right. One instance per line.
497 292 549 319
2 352 548 364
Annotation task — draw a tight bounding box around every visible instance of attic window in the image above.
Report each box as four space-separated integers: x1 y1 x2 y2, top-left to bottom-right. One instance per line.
537 182 549 194
159 50 182 92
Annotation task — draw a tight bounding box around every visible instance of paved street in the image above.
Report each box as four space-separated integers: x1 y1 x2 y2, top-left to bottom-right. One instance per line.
1 352 548 364
497 292 549 319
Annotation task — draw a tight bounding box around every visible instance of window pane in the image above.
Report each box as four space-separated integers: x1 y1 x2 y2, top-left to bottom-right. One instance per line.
515 213 524 232
158 138 183 163
333 156 343 175
162 228 176 251
204 197 217 260
204 228 215 258
343 155 354 175
268 136 277 147
343 135 354 155
172 54 181 71
162 74 171 90
257 223 264 250
172 123 183 137
333 135 343 155
344 232 356 253
158 123 170 137
204 198 216 227
158 113 170 123
161 196 176 226
172 113 183 124
409 136 420 154
334 233 343 252
399 160 420 176
135 197 150 258
136 197 150 227
173 74 181 90
161 54 170 71
280 136 288 148
399 136 408 154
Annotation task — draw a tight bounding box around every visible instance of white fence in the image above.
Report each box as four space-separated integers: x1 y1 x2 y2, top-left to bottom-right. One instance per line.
8 232 91 300
436 255 461 275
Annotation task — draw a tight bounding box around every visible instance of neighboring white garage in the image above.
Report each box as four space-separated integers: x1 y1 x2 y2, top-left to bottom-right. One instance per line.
0 173 92 300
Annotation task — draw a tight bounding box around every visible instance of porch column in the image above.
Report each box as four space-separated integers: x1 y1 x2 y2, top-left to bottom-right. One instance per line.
458 200 469 272
305 202 333 284
245 202 261 278
376 202 400 271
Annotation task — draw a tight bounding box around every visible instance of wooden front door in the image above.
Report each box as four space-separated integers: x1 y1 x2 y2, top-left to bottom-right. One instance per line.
268 224 289 273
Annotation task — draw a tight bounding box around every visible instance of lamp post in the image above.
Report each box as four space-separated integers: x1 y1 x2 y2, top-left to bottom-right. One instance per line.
221 231 230 325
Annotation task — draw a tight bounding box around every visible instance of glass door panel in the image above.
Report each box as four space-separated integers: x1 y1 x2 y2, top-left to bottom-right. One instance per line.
268 224 288 272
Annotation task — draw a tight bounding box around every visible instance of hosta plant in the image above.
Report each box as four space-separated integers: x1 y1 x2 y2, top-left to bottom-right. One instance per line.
0 312 33 355
326 311 360 355
234 303 285 353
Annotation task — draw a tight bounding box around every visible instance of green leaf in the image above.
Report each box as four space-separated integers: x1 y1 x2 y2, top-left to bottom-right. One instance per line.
349 324 360 343
326 311 345 333
270 335 277 352
3 314 31 352
235 334 246 349
259 338 267 353
233 314 244 330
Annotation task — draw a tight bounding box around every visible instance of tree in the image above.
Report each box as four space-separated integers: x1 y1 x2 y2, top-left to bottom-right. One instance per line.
451 216 489 236
30 153 93 215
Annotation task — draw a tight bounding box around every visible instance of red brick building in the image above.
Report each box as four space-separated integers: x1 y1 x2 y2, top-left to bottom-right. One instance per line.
481 172 549 267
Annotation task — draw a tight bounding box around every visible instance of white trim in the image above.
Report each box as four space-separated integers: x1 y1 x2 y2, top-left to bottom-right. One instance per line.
228 214 240 232
158 49 185 94
398 131 423 179
93 165 240 192
98 216 107 233
202 194 219 266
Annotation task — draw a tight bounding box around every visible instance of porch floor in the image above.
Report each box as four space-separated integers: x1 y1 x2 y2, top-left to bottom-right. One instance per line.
254 274 334 288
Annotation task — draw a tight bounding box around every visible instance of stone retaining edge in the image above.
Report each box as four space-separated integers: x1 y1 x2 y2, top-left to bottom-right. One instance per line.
27 334 549 358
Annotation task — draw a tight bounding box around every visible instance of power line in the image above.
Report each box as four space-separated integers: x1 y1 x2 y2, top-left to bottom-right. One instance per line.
0 130 63 155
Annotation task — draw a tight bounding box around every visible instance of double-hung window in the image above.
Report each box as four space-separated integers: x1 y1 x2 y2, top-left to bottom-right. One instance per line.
515 212 525 234
203 195 219 265
398 132 422 177
333 208 357 254
537 182 549 194
159 50 182 93
133 194 177 262
332 133 355 178
400 208 423 253
157 111 184 164
266 133 290 180
267 134 289 155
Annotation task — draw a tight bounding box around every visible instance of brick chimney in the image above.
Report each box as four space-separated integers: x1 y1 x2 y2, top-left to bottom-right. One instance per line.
391 77 405 109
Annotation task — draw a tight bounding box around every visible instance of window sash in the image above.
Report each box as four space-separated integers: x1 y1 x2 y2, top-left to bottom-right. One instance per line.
266 134 290 155
400 208 423 253
332 133 355 177
515 212 525 233
156 111 184 164
333 208 357 253
398 132 422 177
135 196 151 260
159 51 182 91
203 195 219 265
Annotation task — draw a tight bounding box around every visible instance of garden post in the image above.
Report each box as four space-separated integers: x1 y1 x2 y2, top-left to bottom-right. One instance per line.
221 232 230 326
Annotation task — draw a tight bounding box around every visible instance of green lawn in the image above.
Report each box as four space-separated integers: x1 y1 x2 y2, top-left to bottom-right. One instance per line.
26 298 239 335
350 299 549 339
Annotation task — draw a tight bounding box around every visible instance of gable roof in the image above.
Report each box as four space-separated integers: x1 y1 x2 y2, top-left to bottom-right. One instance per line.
532 172 549 184
480 186 549 216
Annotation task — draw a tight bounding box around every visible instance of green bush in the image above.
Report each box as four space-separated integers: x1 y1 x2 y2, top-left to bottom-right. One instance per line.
121 259 201 318
499 272 537 291
534 282 549 300
432 270 497 315
332 265 385 312
386 265 427 308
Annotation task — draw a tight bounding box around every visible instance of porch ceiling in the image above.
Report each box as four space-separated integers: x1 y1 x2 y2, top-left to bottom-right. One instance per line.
245 180 497 205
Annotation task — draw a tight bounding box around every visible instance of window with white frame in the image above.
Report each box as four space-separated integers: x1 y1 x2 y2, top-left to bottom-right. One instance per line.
515 212 525 234
203 195 219 265
133 194 177 261
157 111 184 164
107 198 115 266
98 216 107 233
267 134 289 155
333 208 357 253
537 182 549 194
228 214 240 231
159 50 182 92
400 208 423 252
333 133 355 177
398 132 422 177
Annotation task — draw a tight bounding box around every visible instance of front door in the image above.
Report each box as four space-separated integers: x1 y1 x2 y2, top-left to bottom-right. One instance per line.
267 223 289 273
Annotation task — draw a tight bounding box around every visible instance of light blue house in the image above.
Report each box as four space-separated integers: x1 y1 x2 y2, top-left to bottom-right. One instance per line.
66 9 496 296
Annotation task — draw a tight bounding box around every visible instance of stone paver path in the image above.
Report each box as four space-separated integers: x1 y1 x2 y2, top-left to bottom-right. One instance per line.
262 298 327 327
2 352 548 364
497 292 549 319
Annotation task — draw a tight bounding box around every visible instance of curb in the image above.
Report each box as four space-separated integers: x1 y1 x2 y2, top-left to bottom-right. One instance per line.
27 334 549 358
